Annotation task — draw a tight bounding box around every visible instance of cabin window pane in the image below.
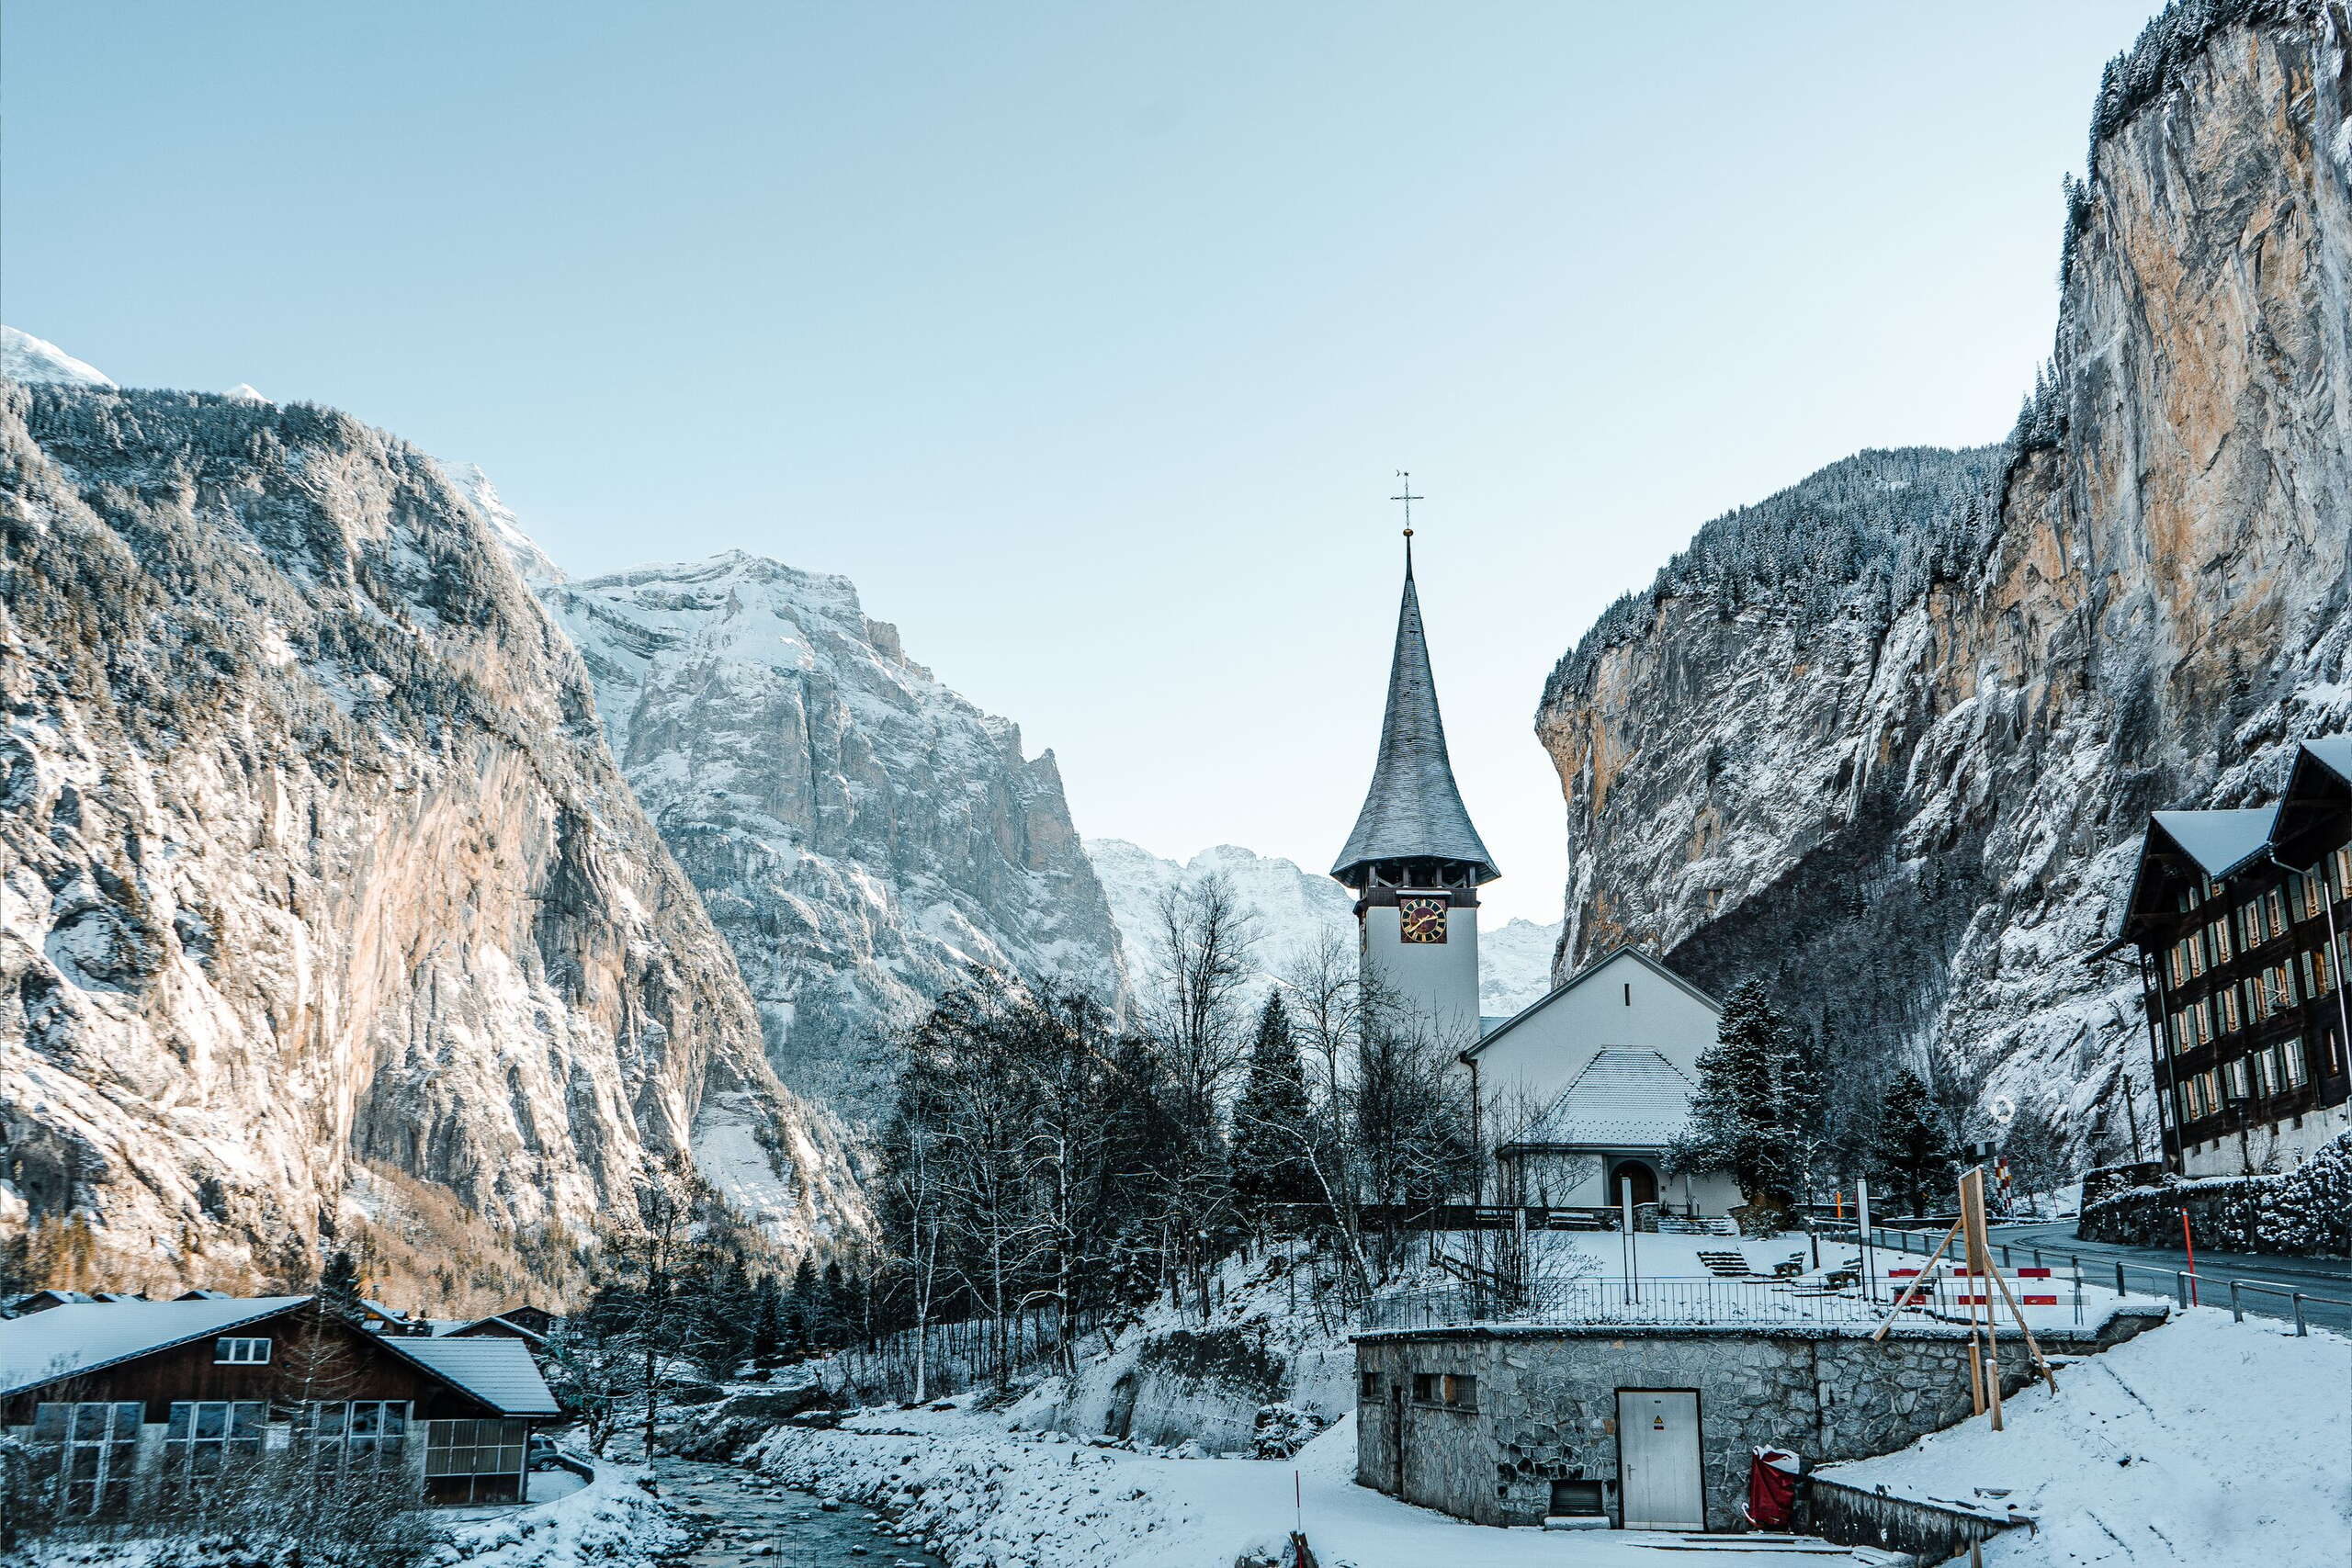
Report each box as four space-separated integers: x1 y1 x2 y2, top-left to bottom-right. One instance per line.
213 1337 271 1364
31 1402 141 1517
2282 1039 2310 1088
2211 917 2232 961
300 1401 411 1472
163 1401 267 1495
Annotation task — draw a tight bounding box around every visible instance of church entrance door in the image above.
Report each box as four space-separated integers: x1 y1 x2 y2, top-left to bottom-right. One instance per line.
1609 1158 1659 1209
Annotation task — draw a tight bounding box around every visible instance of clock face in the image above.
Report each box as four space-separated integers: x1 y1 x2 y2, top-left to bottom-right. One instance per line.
1397 896 1449 944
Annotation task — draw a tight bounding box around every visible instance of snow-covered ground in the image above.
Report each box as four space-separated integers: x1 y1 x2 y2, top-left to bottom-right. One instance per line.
748 1406 1901 1567
442 1455 688 1568
1826 1308 2352 1566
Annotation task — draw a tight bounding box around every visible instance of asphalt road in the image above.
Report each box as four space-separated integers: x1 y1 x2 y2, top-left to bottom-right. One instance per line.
1865 1219 2352 1335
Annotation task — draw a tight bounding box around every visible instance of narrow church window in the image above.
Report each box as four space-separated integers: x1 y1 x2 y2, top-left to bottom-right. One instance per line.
1623 983 1631 1007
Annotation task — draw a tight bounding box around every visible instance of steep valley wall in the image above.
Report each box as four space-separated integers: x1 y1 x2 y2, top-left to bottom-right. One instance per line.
0 387 862 1304
1537 1 2352 1156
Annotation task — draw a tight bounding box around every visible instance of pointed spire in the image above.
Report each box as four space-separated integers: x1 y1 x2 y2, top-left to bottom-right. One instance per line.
1330 541 1499 888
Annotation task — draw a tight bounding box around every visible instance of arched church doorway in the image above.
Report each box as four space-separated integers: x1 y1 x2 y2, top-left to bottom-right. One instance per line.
1608 1158 1659 1209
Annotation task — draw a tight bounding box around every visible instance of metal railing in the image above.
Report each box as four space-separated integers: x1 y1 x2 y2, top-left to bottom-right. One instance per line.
1828 1222 2352 1337
1361 1277 1888 1331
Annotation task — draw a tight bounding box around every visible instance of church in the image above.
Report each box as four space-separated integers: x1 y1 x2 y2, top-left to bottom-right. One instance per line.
1330 530 1741 1221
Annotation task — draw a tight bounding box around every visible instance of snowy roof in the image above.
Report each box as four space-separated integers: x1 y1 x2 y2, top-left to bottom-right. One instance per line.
376 1334 560 1416
2297 735 2352 785
2150 807 2278 878
0 1297 310 1396
1330 548 1498 887
1464 946 1719 1061
1500 1047 1698 1149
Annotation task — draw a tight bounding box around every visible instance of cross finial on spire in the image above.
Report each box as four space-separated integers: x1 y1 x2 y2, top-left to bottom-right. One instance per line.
1391 470 1422 538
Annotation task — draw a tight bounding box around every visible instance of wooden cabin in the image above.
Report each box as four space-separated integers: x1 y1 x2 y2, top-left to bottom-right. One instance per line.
0 1295 560 1514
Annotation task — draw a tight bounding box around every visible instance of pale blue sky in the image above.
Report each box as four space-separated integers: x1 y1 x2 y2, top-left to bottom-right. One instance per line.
6 2 2158 923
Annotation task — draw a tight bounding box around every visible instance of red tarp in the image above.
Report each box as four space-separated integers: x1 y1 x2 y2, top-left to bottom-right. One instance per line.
1747 1447 1802 1529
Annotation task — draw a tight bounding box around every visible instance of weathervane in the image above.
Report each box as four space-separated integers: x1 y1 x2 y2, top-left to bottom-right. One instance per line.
1391 470 1422 538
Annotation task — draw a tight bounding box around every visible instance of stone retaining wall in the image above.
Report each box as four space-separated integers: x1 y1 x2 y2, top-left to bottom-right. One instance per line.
1353 1313 2165 1530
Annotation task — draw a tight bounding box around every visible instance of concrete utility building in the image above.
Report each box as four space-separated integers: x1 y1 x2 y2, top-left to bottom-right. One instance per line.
2101 737 2352 1177
1353 1313 2165 1532
1331 531 1735 1218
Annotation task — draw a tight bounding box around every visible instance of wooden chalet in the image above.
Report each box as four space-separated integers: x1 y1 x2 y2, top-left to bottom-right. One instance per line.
0 1294 560 1515
2100 738 2352 1176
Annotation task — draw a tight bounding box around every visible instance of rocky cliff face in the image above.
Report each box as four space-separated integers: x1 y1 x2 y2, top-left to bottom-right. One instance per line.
538 554 1124 1116
0 385 861 1303
1536 0 2352 1156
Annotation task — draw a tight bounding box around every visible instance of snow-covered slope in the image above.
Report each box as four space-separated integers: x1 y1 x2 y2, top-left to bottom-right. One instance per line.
0 380 861 1302
1085 839 1559 1015
539 554 1124 1115
1 326 113 388
1535 1 2352 1157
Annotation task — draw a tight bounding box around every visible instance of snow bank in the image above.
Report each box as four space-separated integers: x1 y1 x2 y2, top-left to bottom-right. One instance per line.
441 1458 687 1568
747 1407 1893 1568
1826 1309 2352 1565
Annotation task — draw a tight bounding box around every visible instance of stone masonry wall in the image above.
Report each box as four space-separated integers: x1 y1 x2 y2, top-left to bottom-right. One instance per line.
1355 1314 2164 1529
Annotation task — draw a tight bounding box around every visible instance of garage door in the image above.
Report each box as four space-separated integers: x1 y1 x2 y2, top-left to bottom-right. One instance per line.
1618 1389 1703 1530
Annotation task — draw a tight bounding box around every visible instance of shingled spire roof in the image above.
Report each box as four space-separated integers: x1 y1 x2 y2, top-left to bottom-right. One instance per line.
1330 545 1499 888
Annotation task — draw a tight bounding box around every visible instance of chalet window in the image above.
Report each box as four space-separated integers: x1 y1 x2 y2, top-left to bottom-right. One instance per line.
31 1402 142 1517
2333 846 2352 897
163 1401 267 1488
2218 987 2242 1033
1411 1371 1477 1410
214 1336 271 1364
2169 942 2190 987
2211 916 2233 963
424 1418 529 1504
2280 1040 2310 1090
2189 933 2207 977
2251 1050 2274 1100
2267 889 2290 936
2240 901 2261 947
1360 1371 1380 1400
2301 872 2324 921
299 1401 411 1472
2278 962 2301 1009
2225 1057 2251 1102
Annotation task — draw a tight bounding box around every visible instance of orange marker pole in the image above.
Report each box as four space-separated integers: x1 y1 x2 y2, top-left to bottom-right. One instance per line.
2180 1208 2198 1306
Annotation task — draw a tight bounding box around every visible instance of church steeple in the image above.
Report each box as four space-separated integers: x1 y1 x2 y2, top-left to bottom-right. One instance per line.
1330 539 1499 890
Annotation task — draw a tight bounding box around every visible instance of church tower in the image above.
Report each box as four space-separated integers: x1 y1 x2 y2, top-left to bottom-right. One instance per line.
1330 529 1499 1044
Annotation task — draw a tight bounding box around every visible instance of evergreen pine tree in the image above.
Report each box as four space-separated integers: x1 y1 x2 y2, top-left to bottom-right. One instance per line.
1669 978 1817 1218
1872 1066 1956 1217
1230 993 1319 1227
317 1247 362 1318
786 1255 820 1354
749 1272 783 1366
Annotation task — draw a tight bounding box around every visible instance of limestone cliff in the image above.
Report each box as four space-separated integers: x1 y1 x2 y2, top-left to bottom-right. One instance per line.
1536 0 2352 1157
0 385 862 1303
537 553 1125 1117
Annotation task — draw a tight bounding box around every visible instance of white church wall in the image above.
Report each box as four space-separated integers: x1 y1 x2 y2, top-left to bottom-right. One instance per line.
1474 952 1721 1134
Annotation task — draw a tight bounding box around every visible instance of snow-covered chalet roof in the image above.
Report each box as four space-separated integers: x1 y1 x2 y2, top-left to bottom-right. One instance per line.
0 1297 310 1397
376 1334 560 1416
1499 1048 1697 1150
1330 547 1498 887
2150 807 2278 879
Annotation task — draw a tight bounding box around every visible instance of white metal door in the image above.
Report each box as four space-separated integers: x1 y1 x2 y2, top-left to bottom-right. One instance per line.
1617 1390 1703 1530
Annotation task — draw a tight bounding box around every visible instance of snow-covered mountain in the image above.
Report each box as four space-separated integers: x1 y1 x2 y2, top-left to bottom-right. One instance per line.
1 326 113 388
1085 839 1559 1017
0 370 862 1303
1535 0 2352 1158
537 553 1125 1116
